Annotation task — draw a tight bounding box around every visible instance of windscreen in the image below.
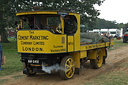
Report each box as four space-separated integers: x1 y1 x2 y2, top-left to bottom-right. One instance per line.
18 14 61 33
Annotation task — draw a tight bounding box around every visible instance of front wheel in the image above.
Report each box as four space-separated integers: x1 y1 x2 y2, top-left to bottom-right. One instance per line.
23 64 36 76
59 56 75 80
90 49 103 69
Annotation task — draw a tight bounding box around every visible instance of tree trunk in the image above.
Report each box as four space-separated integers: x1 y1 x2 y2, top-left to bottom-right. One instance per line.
0 10 9 43
0 28 10 43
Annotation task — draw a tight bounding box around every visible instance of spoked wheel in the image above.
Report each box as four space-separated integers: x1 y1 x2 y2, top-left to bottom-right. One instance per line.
24 64 36 76
90 49 103 69
59 56 75 80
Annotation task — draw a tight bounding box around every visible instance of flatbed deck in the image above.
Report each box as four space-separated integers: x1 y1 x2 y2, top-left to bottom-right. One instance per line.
80 41 114 51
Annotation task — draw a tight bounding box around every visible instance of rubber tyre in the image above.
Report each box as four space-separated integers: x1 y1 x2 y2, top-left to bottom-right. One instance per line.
123 40 126 43
90 49 103 69
103 48 107 64
26 65 36 76
59 56 75 80
123 38 126 43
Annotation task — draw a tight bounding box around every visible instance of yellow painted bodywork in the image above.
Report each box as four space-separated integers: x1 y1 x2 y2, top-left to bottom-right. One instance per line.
80 43 105 51
70 52 80 68
74 14 80 51
16 11 58 16
106 40 114 46
68 36 74 52
87 47 106 60
88 50 97 59
17 30 66 53
80 51 87 59
60 17 64 34
80 42 113 51
101 48 106 57
16 11 80 53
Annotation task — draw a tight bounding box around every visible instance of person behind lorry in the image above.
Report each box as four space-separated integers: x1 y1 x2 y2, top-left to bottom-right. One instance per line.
0 43 2 70
106 33 114 49
64 16 77 35
116 33 119 39
116 33 119 37
102 33 107 37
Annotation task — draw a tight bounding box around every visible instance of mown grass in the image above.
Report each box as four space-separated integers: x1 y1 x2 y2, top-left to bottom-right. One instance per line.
0 38 22 77
107 39 128 51
113 39 128 49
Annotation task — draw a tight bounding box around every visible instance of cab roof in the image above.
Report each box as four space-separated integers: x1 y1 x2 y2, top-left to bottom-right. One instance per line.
16 10 79 16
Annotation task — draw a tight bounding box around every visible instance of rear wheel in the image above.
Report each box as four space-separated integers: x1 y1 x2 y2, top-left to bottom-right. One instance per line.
90 49 103 69
59 56 75 79
103 48 107 64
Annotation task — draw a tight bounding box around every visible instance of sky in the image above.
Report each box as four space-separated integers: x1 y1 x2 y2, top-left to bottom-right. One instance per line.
95 0 128 23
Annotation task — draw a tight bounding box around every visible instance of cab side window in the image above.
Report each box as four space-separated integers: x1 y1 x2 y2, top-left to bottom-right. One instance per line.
64 15 77 35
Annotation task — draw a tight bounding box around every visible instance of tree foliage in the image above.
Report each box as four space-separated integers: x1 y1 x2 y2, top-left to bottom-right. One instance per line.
92 18 128 30
94 18 118 29
0 0 105 42
118 23 125 28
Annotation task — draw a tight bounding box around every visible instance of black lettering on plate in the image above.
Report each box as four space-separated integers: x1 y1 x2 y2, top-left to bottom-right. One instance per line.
68 42 73 45
22 47 43 51
29 31 34 34
53 45 63 48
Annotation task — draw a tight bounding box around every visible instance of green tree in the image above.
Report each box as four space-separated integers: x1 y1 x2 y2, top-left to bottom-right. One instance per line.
123 23 128 28
0 0 31 43
94 18 118 29
118 23 125 28
0 0 105 42
0 0 11 43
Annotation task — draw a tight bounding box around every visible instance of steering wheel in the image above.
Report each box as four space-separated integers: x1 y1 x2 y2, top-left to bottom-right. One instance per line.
49 28 55 33
43 25 55 33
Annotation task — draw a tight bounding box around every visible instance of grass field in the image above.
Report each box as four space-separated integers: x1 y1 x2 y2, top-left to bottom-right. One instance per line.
0 38 128 77
113 39 128 49
0 38 22 77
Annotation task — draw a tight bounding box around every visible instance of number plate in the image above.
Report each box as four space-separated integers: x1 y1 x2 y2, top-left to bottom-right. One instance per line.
28 60 39 64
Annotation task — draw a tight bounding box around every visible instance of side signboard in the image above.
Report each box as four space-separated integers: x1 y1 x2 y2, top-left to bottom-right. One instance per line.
17 30 66 53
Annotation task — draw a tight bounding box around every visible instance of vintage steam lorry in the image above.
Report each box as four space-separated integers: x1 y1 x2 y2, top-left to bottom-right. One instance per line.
16 10 114 79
